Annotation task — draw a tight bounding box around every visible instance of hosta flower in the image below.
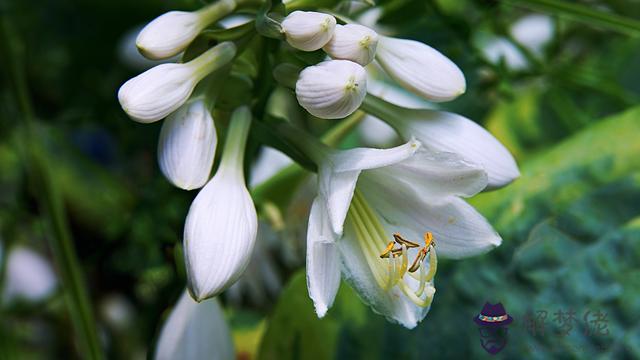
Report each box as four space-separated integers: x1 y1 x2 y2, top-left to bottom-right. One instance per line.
295 60 367 119
184 106 257 301
375 36 466 102
136 0 237 60
118 41 236 123
281 11 336 51
158 99 217 190
155 290 234 360
323 24 379 66
361 94 520 189
303 139 501 328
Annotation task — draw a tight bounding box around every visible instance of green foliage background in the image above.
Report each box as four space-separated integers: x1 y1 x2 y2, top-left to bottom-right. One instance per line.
1 0 639 359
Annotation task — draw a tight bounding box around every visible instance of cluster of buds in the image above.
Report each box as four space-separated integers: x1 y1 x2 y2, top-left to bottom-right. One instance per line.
117 0 521 342
281 11 466 119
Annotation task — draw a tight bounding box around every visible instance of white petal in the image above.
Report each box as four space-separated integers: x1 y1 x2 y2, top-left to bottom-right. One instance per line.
184 172 258 301
375 36 466 102
155 291 234 360
118 63 197 123
339 219 430 328
306 198 341 317
319 140 421 235
397 110 520 189
3 247 57 303
282 11 336 51
363 148 488 199
295 60 367 119
158 99 217 190
358 174 502 259
136 11 203 60
118 43 236 123
323 24 378 66
480 36 528 71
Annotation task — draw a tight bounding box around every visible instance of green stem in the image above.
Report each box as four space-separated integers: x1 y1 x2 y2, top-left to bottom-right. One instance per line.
359 94 402 130
1 15 104 360
220 106 253 180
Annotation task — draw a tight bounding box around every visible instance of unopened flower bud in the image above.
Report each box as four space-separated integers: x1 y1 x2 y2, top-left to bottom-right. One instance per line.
296 60 367 119
118 42 236 123
376 36 466 102
158 99 217 190
136 0 237 60
281 11 336 51
323 24 378 66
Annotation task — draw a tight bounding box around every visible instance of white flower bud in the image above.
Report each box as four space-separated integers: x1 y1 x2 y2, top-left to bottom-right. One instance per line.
118 42 236 123
184 107 257 301
281 11 336 51
323 24 378 66
375 36 466 102
295 60 367 119
158 99 217 190
136 0 237 60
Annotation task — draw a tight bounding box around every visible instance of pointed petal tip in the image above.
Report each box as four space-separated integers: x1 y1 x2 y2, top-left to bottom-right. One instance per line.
314 303 329 318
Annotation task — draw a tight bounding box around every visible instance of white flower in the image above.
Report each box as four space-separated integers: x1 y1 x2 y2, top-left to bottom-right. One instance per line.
155 290 234 360
323 24 379 66
295 60 367 119
3 246 57 304
480 37 528 71
158 99 217 190
184 106 257 301
305 140 501 327
511 14 554 55
118 42 236 123
360 95 520 189
281 11 336 51
375 36 466 102
136 0 237 60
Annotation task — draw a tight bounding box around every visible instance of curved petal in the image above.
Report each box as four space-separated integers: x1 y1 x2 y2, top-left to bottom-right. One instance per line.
398 110 520 189
155 291 234 360
363 149 488 199
339 218 431 328
306 197 341 317
358 174 502 259
319 139 420 236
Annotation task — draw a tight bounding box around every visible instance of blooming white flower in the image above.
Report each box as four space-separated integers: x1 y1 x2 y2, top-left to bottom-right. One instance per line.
281 11 336 51
360 94 520 189
184 106 257 301
375 36 466 102
302 139 500 327
295 60 367 119
3 246 57 304
118 41 236 123
323 24 379 66
136 0 237 60
155 290 234 360
158 99 217 190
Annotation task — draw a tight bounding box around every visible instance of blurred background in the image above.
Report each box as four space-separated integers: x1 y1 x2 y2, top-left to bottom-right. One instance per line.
1 0 640 359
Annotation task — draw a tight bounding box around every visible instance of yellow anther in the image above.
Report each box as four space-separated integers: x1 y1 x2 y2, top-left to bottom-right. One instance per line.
393 233 420 248
424 232 434 248
379 241 395 258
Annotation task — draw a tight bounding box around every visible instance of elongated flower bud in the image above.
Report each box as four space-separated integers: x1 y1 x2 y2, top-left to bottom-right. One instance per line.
184 106 257 301
155 291 234 360
323 24 378 66
118 42 236 123
158 99 217 190
295 60 367 119
375 36 466 102
136 0 237 60
281 11 336 51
